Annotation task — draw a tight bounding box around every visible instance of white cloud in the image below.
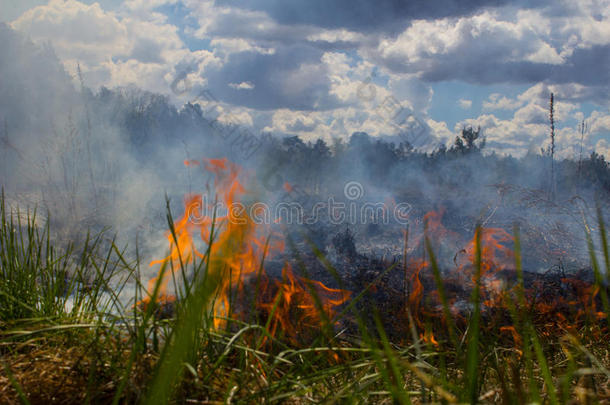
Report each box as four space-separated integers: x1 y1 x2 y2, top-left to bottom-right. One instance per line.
216 108 254 127
266 109 319 133
123 0 177 13
320 52 400 109
306 29 365 43
595 139 610 160
12 0 129 64
514 103 548 125
11 0 218 97
228 81 255 90
183 0 311 44
376 11 565 72
7 0 609 160
426 118 453 144
588 110 610 134
483 93 522 111
456 84 610 159
370 4 609 94
456 113 548 157
458 98 472 109
209 38 275 57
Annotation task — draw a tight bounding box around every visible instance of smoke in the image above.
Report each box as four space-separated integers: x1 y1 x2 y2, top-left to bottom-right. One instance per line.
0 24 166 252
1 22 608 277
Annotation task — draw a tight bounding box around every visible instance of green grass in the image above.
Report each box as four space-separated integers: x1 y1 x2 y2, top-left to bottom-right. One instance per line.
1 192 609 404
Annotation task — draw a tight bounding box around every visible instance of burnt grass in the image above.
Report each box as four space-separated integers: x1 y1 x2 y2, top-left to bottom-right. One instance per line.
2 195 610 403
261 227 606 346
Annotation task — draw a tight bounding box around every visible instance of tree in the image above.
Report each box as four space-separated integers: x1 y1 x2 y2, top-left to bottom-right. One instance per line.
348 132 372 150
450 126 485 154
548 92 556 199
311 139 331 192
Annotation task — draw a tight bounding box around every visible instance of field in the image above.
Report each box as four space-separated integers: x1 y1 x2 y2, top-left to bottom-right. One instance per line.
3 2 610 403
1 170 609 404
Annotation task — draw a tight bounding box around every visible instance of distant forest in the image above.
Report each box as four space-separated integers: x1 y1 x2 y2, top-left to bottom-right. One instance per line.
89 87 610 198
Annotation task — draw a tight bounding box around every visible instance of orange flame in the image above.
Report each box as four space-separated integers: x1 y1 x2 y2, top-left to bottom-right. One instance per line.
259 263 350 344
143 158 350 338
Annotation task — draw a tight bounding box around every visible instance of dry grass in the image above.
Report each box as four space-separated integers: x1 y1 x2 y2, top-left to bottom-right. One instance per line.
2 194 610 404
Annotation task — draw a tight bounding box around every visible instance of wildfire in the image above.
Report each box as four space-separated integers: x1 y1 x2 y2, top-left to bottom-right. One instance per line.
141 175 605 348
143 158 350 340
259 263 350 344
401 209 606 345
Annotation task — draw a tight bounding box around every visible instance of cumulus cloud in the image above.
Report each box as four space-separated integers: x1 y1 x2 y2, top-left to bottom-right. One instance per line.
483 93 522 110
588 110 610 134
371 5 609 95
11 0 217 96
374 10 565 80
210 38 276 58
7 0 609 159
456 84 610 159
267 109 319 133
427 118 453 144
12 0 129 64
595 139 610 159
458 99 472 109
306 29 366 44
199 44 343 110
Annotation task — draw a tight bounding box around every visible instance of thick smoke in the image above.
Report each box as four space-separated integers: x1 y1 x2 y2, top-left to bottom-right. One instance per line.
0 24 181 251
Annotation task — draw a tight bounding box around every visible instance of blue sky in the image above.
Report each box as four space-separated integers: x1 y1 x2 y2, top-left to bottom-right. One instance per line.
2 0 609 158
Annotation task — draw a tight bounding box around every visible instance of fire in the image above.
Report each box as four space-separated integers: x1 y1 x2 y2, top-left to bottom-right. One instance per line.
406 209 606 345
464 227 513 277
141 183 604 349
143 158 350 339
421 329 439 346
407 259 427 327
259 263 350 344
146 194 205 297
500 325 522 347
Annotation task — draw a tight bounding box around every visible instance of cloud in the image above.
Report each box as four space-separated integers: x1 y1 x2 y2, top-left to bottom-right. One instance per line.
209 38 276 57
215 108 254 126
458 98 472 109
456 113 548 157
456 84 610 159
10 0 218 96
427 118 453 144
198 43 343 110
588 110 610 134
306 29 366 44
228 81 255 90
375 10 566 79
123 0 177 13
514 103 548 125
8 0 608 160
483 93 522 110
12 0 129 64
595 139 610 159
219 0 519 33
371 6 609 98
267 109 319 133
